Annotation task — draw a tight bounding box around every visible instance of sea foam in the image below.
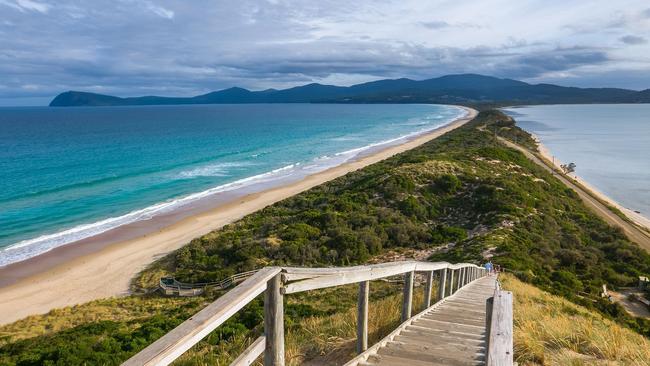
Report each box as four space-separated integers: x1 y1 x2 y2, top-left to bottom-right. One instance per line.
0 106 467 267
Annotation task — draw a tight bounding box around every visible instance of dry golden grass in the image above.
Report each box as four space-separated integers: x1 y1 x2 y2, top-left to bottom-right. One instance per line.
172 283 421 366
500 273 650 365
0 296 200 346
285 290 423 365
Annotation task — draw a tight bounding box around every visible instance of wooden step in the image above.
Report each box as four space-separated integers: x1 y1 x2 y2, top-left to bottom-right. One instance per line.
377 343 485 365
349 275 497 366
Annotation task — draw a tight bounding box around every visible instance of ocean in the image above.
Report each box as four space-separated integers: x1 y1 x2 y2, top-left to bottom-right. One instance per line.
0 103 465 266
503 104 650 219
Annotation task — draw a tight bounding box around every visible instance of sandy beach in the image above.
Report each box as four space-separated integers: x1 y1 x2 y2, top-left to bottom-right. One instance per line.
535 140 650 232
0 107 477 325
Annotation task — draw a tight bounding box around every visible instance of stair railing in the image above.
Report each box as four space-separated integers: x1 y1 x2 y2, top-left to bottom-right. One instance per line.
123 261 488 366
485 277 514 365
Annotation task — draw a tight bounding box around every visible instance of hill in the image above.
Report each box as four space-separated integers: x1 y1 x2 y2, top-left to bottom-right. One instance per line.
1 111 649 365
49 74 650 106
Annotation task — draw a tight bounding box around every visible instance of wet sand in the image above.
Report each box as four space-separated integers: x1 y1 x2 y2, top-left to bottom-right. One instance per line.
0 107 477 325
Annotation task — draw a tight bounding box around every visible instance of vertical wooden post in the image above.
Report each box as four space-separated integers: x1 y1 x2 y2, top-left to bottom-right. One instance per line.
424 270 434 308
264 273 284 366
356 281 369 354
456 269 462 292
460 268 466 288
438 268 447 301
449 269 455 296
401 271 414 322
485 295 494 352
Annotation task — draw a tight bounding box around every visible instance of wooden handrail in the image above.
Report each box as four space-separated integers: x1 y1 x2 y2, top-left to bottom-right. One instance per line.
486 280 514 366
159 270 259 292
123 261 487 366
123 267 281 366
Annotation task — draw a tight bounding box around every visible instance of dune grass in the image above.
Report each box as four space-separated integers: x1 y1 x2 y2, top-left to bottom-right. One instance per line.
0 296 203 347
500 273 650 365
172 282 424 365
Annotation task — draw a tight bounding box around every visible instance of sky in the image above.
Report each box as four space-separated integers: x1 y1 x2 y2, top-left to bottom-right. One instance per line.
1 0 650 106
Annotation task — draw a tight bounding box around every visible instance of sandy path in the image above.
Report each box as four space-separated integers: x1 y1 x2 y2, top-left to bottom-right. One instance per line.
0 107 477 325
497 136 650 252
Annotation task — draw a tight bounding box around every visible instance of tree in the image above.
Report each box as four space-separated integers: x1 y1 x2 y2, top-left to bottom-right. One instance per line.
560 162 576 175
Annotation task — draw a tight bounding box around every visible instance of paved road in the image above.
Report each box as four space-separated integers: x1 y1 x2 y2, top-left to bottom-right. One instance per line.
498 137 650 252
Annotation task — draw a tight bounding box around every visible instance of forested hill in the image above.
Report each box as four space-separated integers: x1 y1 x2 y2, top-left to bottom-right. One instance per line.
49 74 650 106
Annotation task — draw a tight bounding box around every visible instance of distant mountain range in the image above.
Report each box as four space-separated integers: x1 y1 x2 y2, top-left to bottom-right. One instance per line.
49 74 650 107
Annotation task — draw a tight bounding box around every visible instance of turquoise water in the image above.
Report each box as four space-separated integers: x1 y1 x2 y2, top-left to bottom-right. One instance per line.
503 104 650 218
0 103 464 266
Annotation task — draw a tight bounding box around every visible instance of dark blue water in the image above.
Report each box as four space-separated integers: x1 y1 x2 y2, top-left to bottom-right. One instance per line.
0 103 464 266
503 104 650 219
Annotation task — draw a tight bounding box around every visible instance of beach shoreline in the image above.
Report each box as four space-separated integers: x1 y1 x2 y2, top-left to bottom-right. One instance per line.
533 137 650 232
0 106 477 325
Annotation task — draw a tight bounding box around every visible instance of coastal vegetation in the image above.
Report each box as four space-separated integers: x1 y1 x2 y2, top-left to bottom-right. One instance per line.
1 110 650 365
500 273 650 365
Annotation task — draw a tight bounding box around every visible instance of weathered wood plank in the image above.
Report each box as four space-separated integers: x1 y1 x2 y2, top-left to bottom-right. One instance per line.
449 269 455 296
264 273 285 366
401 271 414 322
487 289 513 366
438 268 447 301
230 336 265 366
282 261 477 282
122 267 281 366
283 265 416 294
424 271 434 307
357 280 369 354
346 276 497 366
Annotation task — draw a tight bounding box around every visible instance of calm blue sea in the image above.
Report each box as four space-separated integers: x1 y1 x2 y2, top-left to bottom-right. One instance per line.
0 103 464 266
503 104 650 218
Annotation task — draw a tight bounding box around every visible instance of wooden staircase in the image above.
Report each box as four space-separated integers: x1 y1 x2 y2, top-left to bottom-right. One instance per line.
123 261 512 366
351 276 497 366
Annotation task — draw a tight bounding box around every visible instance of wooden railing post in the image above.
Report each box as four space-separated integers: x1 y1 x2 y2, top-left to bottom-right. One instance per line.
264 273 284 366
449 269 455 295
401 271 414 322
356 281 369 354
424 271 434 308
438 268 447 301
459 267 467 288
487 288 514 365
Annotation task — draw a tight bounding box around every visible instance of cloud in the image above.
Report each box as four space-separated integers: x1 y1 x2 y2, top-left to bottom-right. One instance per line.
420 21 450 29
0 0 649 105
143 1 174 19
620 35 647 45
0 0 50 13
504 48 610 78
